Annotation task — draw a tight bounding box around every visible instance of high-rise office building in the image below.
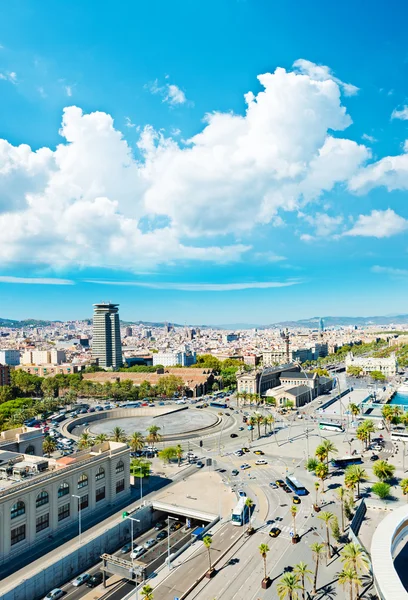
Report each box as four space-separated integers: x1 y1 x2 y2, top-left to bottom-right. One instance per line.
92 303 123 368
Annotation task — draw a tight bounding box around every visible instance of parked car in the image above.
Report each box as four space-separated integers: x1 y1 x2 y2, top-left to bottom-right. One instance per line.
231 469 239 476
370 454 379 462
144 538 157 550
240 463 251 470
72 573 90 587
293 496 301 504
254 450 264 455
130 546 145 559
43 589 64 600
196 461 204 468
234 450 243 457
230 433 238 438
86 572 103 588
156 530 168 541
255 459 268 465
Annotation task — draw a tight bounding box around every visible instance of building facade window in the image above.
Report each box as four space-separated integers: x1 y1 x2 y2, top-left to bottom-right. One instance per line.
58 482 69 498
116 479 125 494
11 524 26 546
95 466 105 481
96 486 105 502
115 460 124 474
36 513 49 533
36 491 49 508
11 500 25 520
58 503 70 521
78 473 88 489
80 494 89 510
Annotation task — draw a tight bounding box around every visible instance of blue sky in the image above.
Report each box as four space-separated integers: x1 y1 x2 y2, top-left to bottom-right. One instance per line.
1 0 408 325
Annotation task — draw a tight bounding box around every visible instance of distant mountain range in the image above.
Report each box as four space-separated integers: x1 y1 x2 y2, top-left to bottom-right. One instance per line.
2 314 408 330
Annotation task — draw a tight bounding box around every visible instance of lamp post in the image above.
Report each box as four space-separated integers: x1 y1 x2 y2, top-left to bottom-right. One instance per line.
125 515 141 599
72 494 82 546
294 360 313 459
167 516 179 570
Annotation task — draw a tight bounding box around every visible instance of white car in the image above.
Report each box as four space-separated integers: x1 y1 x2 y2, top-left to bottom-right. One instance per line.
255 459 268 465
72 573 90 586
144 538 157 550
43 589 64 600
130 545 145 559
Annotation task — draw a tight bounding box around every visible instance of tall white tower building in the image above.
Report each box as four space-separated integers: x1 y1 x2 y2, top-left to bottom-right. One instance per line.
92 303 122 368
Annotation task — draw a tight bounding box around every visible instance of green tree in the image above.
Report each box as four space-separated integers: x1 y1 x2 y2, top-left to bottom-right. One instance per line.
129 431 144 452
373 459 395 482
175 444 183 467
0 386 13 403
291 505 298 539
338 568 361 600
370 370 386 382
203 535 213 572
141 584 154 600
78 432 93 449
340 542 369 598
147 425 162 445
245 497 254 531
259 543 270 582
356 423 369 451
110 426 127 443
194 354 222 371
158 446 177 464
400 477 408 500
318 511 334 559
157 374 185 397
315 462 329 492
294 562 312 600
248 416 256 442
43 436 56 457
348 403 360 418
314 481 320 508
305 457 319 473
94 433 108 444
315 444 328 464
331 516 341 543
345 465 367 498
310 543 325 595
372 481 391 499
335 487 347 532
320 439 338 467
346 366 363 377
254 413 263 439
277 573 301 600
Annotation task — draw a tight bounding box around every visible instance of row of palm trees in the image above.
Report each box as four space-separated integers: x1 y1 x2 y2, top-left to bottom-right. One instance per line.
76 425 162 450
245 412 275 441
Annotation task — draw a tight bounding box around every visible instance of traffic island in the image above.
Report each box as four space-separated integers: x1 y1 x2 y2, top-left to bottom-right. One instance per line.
313 505 321 513
292 535 300 544
261 576 271 589
205 568 216 579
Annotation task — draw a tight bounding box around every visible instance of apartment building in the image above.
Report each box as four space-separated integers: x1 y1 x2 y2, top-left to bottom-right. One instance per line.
92 303 123 368
0 441 130 562
153 351 197 367
21 350 66 365
0 364 11 386
0 350 20 366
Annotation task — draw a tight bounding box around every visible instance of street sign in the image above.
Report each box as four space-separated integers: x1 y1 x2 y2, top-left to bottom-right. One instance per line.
122 511 129 519
290 531 294 537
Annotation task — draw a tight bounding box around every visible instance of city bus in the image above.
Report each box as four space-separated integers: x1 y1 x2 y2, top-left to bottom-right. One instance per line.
390 430 408 442
318 422 344 433
285 475 308 496
331 455 362 468
48 413 66 423
209 400 228 409
231 497 248 526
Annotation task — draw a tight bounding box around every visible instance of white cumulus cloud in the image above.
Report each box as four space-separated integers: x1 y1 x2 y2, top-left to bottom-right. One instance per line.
293 59 359 96
344 209 408 238
391 105 408 120
0 62 372 272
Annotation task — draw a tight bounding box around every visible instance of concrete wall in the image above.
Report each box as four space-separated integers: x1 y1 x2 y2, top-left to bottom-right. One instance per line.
3 504 156 600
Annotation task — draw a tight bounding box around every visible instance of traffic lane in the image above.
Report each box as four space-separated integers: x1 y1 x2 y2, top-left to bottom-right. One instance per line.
138 527 193 574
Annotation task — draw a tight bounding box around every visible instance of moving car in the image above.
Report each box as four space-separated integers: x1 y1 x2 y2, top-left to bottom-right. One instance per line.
240 463 251 470
239 427 244 431
231 469 239 476
196 461 204 468
130 546 145 559
156 530 168 541
43 590 64 600
269 482 278 489
242 447 250 453
370 454 379 462
154 521 166 530
120 543 131 553
230 433 238 438
144 538 157 550
293 496 301 504
269 527 281 538
170 521 182 532
234 450 243 456
86 572 103 588
238 490 246 497
72 573 90 587
276 480 285 487
283 485 292 493
254 450 264 455
255 459 268 465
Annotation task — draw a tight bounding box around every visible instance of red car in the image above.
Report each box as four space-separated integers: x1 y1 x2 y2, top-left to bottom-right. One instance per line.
141 402 148 406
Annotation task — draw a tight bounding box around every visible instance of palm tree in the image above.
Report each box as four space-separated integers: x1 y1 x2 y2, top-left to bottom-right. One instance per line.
254 413 263 438
248 416 256 442
400 477 408 500
362 419 376 446
147 425 161 445
141 584 154 600
245 497 254 531
338 568 361 600
43 436 56 457
318 511 334 559
345 465 367 498
129 431 144 452
277 572 301 600
94 433 108 444
349 403 360 418
259 543 270 582
381 404 394 431
335 486 346 532
314 481 320 508
320 439 338 467
356 425 369 451
310 542 325 595
315 462 329 492
235 392 242 408
291 505 298 540
266 414 275 434
263 416 268 436
78 432 93 449
294 562 312 600
341 541 369 598
175 444 183 467
110 426 127 443
315 444 328 464
373 459 395 482
203 535 213 572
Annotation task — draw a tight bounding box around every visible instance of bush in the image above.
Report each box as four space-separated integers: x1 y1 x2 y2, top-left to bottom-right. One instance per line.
371 482 391 500
331 516 341 542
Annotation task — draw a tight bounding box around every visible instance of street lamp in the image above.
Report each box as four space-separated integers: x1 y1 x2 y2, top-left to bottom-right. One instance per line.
72 494 82 546
124 514 141 599
167 516 179 570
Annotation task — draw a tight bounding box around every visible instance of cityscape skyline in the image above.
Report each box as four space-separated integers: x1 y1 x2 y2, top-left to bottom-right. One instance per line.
1 1 408 323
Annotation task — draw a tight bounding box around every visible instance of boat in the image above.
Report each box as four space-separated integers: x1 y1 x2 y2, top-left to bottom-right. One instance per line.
397 382 408 393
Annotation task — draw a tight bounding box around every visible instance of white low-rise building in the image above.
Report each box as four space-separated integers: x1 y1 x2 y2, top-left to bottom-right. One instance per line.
345 352 398 377
0 441 130 564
